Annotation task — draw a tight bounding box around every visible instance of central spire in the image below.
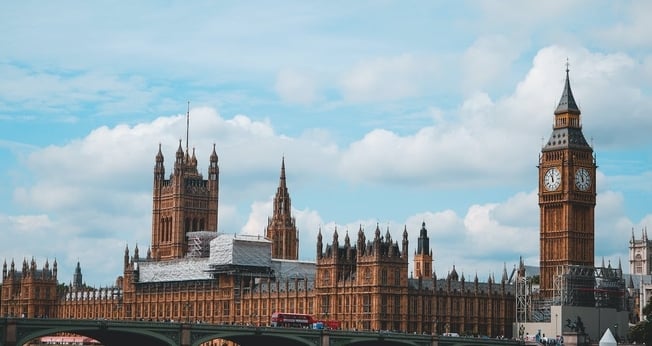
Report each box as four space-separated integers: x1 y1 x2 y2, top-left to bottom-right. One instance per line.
265 156 298 260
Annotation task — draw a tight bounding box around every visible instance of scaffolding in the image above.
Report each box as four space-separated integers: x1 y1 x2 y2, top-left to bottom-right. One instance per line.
554 265 596 307
516 263 627 323
516 275 531 324
553 264 626 310
186 231 217 258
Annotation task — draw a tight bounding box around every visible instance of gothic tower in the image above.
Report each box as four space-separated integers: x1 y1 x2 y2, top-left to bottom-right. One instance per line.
538 67 596 297
413 222 433 279
316 224 409 331
72 261 83 290
629 227 651 275
265 157 299 260
150 138 219 261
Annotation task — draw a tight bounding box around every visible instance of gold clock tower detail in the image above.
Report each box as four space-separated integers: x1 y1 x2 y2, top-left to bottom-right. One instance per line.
538 67 596 298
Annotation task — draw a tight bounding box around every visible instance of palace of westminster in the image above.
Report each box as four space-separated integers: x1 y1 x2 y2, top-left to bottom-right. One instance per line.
0 69 647 340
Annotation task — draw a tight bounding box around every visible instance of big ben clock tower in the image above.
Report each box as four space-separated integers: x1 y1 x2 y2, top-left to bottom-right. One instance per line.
538 67 596 298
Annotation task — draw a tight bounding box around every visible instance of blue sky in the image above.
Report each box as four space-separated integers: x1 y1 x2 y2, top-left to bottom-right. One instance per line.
1 1 651 287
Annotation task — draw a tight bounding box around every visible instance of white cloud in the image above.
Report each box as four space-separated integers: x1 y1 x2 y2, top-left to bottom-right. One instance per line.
598 1 652 48
0 63 157 118
339 54 439 102
274 69 319 105
1 18 650 290
461 35 524 93
335 45 652 193
241 199 272 236
2 107 344 285
476 0 586 29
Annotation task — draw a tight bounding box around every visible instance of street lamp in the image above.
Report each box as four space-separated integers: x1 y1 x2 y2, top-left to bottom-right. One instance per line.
183 302 191 323
614 324 618 342
112 289 122 320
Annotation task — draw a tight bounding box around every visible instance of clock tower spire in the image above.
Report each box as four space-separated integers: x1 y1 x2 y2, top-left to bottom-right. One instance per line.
538 66 596 298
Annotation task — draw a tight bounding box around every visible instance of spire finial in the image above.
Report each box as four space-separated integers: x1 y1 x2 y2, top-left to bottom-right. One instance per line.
186 101 190 155
554 63 580 115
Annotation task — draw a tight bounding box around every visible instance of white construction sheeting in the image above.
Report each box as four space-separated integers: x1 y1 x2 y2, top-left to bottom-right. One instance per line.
270 259 316 280
135 233 319 284
209 233 271 267
137 257 212 282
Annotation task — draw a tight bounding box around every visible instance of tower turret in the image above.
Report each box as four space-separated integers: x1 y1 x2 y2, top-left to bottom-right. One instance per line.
154 143 165 182
317 228 323 259
413 222 433 279
73 261 83 290
151 136 219 261
264 157 299 260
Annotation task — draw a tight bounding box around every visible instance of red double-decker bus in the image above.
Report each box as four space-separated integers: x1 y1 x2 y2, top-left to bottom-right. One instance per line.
270 312 316 328
312 319 341 330
270 312 341 330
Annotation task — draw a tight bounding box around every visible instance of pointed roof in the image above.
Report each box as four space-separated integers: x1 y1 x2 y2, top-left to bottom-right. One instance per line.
280 156 286 181
554 67 581 115
271 157 290 212
156 143 164 161
210 143 218 161
417 222 429 255
599 327 617 345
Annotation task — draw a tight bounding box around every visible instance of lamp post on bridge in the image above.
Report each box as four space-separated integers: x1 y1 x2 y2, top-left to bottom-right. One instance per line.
183 302 190 323
614 323 619 342
112 289 122 320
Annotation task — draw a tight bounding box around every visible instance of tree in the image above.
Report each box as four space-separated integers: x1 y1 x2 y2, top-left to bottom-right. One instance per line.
628 297 652 344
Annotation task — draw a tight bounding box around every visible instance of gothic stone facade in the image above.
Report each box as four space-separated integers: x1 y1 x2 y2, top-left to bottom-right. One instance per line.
2 116 519 339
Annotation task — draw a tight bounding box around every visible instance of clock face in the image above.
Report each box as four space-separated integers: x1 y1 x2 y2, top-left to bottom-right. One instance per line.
575 168 591 191
544 167 561 191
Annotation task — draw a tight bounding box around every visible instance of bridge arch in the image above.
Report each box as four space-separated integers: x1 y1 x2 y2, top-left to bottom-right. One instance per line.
193 332 314 346
8 319 178 346
332 335 428 346
19 326 177 346
2 319 523 346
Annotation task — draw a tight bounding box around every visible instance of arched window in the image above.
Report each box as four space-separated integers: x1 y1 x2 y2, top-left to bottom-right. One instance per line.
322 269 330 284
364 268 371 284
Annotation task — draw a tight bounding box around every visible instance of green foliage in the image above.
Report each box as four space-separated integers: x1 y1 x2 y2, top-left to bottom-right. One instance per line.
629 297 652 344
628 320 652 344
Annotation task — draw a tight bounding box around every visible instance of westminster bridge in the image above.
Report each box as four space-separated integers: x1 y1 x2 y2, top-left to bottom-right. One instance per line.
0 318 523 346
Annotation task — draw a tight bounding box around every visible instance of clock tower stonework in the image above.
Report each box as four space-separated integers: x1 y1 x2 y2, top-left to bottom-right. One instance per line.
538 68 596 298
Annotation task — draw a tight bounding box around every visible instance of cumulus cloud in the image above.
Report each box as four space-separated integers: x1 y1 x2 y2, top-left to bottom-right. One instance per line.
2 107 341 284
335 45 652 193
241 199 272 236
2 42 650 287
